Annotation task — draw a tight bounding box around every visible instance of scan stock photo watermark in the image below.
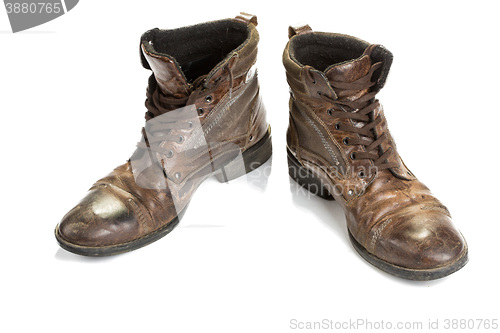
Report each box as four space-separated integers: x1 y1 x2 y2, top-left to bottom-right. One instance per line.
289 318 499 331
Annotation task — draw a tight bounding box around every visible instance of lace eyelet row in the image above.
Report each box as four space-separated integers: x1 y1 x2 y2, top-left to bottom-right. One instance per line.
197 95 214 116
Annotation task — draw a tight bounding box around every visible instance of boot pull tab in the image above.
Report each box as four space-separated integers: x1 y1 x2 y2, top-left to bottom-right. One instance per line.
362 44 380 57
288 24 312 39
364 44 393 91
234 12 258 26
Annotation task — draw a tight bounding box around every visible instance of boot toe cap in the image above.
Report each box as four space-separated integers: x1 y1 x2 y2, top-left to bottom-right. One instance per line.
371 209 468 273
56 188 141 250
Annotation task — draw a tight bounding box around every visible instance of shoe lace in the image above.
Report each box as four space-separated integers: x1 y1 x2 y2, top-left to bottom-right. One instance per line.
310 62 398 171
136 65 235 158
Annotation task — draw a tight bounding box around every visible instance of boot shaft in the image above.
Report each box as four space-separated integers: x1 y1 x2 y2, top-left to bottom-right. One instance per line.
135 14 269 186
283 26 413 201
140 16 259 109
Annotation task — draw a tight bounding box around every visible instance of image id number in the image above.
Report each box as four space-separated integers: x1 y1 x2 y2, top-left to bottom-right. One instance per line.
444 319 498 330
5 2 62 14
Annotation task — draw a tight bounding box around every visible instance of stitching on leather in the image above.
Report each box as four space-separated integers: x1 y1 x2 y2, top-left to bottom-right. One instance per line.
192 89 245 149
100 183 154 228
421 205 451 217
295 105 341 167
205 91 243 134
245 89 261 149
290 145 340 177
370 218 392 252
308 107 345 167
128 199 149 233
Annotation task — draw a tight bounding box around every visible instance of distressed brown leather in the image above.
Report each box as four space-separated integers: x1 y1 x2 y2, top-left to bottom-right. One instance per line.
55 14 271 255
284 27 467 279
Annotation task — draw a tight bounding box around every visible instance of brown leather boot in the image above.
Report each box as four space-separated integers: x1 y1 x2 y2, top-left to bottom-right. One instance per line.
55 13 271 256
283 25 467 280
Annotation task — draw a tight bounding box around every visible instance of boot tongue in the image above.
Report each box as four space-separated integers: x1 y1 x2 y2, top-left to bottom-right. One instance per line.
324 51 372 101
140 41 191 99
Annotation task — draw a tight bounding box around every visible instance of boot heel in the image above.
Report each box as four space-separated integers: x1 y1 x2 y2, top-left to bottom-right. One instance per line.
287 149 334 200
215 128 272 183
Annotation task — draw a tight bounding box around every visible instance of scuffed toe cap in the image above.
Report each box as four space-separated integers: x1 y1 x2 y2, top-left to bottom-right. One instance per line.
372 208 468 271
56 187 142 249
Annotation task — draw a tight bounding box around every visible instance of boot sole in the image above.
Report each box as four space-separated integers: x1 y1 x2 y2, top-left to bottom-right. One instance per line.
348 230 468 281
287 148 468 281
55 128 272 257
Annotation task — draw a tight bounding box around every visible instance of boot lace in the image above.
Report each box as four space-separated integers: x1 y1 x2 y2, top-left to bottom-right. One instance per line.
136 65 235 158
311 62 398 171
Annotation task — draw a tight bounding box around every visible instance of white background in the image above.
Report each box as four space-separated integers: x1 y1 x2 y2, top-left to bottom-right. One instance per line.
1 1 499 332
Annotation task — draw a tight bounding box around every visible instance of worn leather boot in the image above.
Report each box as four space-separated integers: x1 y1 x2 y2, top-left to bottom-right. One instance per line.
283 25 467 280
55 13 271 256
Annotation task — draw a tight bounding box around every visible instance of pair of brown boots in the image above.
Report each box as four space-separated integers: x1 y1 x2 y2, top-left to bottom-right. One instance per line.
55 13 468 281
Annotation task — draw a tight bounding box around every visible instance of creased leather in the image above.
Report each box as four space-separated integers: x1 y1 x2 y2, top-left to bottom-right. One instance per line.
284 30 467 271
57 17 269 250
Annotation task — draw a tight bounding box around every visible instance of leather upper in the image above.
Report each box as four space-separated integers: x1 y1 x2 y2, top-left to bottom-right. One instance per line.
57 15 268 249
284 28 467 270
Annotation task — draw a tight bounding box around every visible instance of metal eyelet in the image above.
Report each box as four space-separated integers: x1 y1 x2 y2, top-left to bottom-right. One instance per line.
197 108 204 116
343 137 350 145
174 172 181 179
249 135 254 142
358 171 366 178
334 122 340 130
350 152 356 160
166 150 174 158
177 136 184 143
205 95 213 103
327 109 333 116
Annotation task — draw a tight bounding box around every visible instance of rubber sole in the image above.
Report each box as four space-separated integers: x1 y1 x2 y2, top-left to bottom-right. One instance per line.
55 129 272 257
287 148 468 281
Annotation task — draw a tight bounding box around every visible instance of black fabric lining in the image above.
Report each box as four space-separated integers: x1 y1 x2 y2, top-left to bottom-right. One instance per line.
289 32 393 91
290 33 369 72
141 20 249 82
